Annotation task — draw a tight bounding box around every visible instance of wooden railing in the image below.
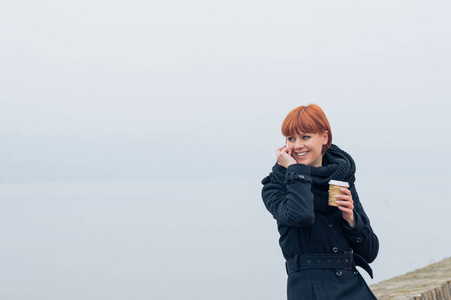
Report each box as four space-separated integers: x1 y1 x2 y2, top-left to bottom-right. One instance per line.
370 257 451 300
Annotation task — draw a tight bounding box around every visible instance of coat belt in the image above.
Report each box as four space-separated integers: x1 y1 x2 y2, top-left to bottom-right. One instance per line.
285 252 373 279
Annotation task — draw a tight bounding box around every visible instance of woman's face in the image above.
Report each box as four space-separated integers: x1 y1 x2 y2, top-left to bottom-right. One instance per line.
286 131 328 167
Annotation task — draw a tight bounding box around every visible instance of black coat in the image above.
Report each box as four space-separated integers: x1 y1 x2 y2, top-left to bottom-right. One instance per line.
261 147 379 300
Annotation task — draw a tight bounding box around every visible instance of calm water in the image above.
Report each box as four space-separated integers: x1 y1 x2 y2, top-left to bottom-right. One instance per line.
0 176 450 299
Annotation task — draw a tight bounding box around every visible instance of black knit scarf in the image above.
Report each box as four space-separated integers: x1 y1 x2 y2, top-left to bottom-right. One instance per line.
269 144 356 213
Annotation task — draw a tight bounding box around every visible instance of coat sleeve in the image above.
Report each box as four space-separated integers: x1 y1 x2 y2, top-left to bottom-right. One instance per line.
261 164 315 227
342 185 379 263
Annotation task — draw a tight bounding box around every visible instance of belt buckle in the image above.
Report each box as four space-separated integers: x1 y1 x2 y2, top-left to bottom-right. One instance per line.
344 250 353 270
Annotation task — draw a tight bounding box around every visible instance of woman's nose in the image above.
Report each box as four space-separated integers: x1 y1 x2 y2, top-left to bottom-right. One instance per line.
295 141 304 148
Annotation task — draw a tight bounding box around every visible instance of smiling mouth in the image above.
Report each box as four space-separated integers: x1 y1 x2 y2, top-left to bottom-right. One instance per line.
295 151 309 157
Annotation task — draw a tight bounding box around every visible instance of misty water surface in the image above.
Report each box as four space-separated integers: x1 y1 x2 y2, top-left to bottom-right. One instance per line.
1 175 449 299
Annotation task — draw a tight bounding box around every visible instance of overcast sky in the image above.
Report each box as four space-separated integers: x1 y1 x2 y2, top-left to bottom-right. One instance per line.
1 0 450 183
1 2 451 299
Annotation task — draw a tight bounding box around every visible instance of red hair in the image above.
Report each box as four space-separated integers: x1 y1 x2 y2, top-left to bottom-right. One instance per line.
281 104 332 154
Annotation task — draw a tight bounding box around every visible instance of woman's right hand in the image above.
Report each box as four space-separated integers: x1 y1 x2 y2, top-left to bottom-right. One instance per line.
276 145 297 168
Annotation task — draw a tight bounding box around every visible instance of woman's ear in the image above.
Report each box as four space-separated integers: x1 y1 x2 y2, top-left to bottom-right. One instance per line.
322 130 329 145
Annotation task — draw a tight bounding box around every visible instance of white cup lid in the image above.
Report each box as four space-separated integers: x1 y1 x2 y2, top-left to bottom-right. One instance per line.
329 180 349 187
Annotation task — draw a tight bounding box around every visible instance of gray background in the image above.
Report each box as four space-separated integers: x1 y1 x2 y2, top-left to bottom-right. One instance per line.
1 0 450 299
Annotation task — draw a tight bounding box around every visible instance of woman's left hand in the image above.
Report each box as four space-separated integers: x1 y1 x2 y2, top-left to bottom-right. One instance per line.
335 188 355 227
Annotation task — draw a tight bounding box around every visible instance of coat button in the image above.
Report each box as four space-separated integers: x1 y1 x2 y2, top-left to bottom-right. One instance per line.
336 271 342 277
329 223 333 228
332 247 338 253
354 271 359 275
356 237 362 243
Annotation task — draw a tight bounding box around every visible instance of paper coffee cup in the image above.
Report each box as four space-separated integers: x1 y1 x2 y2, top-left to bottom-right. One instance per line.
328 180 349 207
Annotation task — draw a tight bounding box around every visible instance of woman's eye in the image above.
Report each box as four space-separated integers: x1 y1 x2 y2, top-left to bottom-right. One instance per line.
287 137 295 142
302 136 311 140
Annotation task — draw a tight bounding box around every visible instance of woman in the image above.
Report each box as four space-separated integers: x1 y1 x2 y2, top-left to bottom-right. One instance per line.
261 104 379 300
